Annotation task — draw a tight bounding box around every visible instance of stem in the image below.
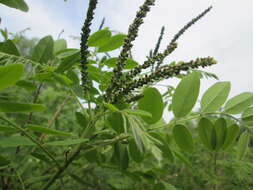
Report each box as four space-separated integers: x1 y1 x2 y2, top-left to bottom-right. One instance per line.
213 152 218 190
42 133 129 190
14 169 25 190
0 116 61 169
148 111 243 132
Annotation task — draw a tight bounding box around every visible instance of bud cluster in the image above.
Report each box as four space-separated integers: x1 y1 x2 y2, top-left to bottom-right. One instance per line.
106 0 156 100
110 57 217 103
80 0 98 93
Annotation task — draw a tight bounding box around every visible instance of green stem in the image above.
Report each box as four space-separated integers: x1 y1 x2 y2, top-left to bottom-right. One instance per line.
42 133 129 190
148 111 242 131
0 116 61 169
14 169 25 190
213 152 218 190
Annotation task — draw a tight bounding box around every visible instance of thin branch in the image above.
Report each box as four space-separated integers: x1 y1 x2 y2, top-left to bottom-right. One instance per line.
0 116 61 168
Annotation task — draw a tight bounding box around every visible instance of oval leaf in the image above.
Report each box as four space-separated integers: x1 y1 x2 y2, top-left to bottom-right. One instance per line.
224 92 253 114
0 40 20 56
0 101 46 113
32 35 54 64
222 124 240 150
214 118 227 151
0 64 24 90
198 118 215 151
107 112 125 134
0 0 29 12
53 39 67 54
241 107 253 122
27 125 72 137
201 82 231 112
172 72 200 118
98 34 126 52
173 125 194 152
236 131 250 160
138 87 164 124
128 139 144 163
104 57 138 69
88 28 111 47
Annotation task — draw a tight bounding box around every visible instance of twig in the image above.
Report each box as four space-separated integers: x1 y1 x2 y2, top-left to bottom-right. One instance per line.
0 116 61 169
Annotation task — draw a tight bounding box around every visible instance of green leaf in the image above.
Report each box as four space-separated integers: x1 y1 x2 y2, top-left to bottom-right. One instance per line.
0 125 17 132
173 150 192 167
214 118 227 151
53 39 67 54
128 139 144 163
236 131 250 160
112 143 129 170
107 112 125 134
0 64 24 90
45 139 88 146
138 87 164 124
149 132 174 162
98 34 126 52
53 73 73 86
241 107 253 122
0 0 29 12
88 28 111 47
0 101 46 113
123 109 152 118
55 51 80 73
224 92 253 114
201 82 231 112
124 59 138 69
222 124 240 150
0 155 10 167
16 80 37 91
104 57 118 67
173 125 194 152
0 136 35 147
75 112 88 129
104 103 120 112
0 40 20 56
30 152 51 163
27 125 73 137
104 57 138 69
161 182 178 190
198 118 215 150
32 36 54 63
172 72 200 118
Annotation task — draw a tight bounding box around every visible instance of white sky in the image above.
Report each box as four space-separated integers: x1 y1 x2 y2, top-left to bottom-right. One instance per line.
1 0 253 99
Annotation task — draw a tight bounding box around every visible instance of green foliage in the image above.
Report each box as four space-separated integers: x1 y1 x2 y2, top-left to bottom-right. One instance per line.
236 131 250 160
172 72 200 117
0 0 29 12
0 40 20 56
138 87 164 124
222 124 240 150
201 81 231 112
224 92 253 114
31 35 54 63
0 101 46 113
173 124 194 152
0 64 24 90
0 1 252 190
